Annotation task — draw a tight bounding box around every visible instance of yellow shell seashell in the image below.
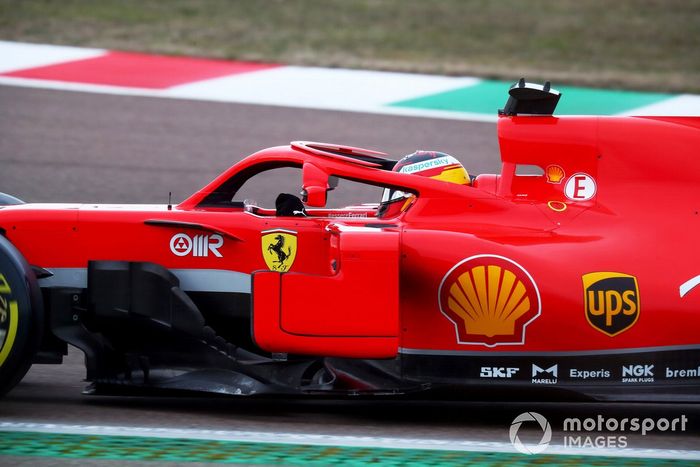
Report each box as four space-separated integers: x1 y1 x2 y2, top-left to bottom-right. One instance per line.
545 165 565 183
446 265 531 337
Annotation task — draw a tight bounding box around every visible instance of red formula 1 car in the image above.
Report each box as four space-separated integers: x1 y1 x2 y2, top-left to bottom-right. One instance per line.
1 82 699 402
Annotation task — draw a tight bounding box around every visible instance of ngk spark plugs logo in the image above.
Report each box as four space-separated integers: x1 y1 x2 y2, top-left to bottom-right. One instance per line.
583 272 639 337
170 233 224 258
622 364 654 383
439 255 541 347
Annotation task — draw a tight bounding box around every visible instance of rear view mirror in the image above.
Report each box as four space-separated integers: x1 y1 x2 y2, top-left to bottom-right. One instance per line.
301 162 329 207
328 176 339 190
301 185 327 207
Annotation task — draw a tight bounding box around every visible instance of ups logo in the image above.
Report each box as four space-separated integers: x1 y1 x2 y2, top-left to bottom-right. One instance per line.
583 272 640 336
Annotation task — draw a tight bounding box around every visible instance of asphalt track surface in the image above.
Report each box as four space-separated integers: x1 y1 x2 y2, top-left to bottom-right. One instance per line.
0 85 500 205
1 85 699 463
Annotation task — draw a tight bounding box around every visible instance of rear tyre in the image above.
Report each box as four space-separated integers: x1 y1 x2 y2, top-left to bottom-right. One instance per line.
0 235 43 397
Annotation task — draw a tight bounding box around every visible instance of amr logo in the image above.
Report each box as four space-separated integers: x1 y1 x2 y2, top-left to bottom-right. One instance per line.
170 233 224 258
261 229 298 272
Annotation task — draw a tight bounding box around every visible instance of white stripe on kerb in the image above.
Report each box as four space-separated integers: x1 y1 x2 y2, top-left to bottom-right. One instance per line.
0 422 699 459
0 75 173 96
166 66 481 108
0 41 105 74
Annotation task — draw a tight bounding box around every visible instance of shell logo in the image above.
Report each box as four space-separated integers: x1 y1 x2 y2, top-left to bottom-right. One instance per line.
545 165 565 184
438 255 541 347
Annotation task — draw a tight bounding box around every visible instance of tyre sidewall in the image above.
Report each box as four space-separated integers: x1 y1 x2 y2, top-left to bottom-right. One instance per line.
0 235 43 397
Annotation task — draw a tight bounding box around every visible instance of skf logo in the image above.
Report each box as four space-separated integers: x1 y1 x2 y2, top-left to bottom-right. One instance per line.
261 229 297 272
532 364 558 384
480 367 519 378
170 233 224 258
583 272 639 337
622 364 654 383
438 255 541 347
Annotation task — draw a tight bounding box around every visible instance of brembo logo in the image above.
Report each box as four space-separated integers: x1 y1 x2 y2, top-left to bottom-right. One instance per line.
170 233 224 258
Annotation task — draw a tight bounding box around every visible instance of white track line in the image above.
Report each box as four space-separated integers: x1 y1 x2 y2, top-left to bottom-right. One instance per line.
1 422 699 460
620 95 700 116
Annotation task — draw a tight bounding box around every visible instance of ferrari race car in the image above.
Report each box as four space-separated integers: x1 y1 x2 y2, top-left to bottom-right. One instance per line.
1 81 699 402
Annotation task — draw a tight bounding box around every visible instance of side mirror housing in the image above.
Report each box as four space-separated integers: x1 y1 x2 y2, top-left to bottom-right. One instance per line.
302 162 330 207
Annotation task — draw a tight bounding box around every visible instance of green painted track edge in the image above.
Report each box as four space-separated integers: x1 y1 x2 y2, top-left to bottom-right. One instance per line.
388 80 675 116
0 431 699 466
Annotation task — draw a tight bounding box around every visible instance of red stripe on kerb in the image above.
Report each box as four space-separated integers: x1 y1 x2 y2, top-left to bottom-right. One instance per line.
1 51 280 89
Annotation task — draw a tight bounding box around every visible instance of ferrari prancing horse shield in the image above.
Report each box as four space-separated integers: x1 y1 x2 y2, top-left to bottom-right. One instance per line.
261 229 297 272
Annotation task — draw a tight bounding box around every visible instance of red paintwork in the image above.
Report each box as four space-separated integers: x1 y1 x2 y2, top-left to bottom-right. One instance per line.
2 115 699 358
254 225 400 357
2 51 279 89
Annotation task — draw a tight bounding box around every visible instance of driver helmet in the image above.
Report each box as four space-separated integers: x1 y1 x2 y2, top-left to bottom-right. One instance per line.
381 151 470 202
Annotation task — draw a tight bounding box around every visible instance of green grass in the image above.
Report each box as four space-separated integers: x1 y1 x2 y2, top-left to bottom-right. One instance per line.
1 0 699 93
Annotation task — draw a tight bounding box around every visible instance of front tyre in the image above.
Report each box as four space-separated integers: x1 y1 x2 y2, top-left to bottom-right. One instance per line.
0 235 43 397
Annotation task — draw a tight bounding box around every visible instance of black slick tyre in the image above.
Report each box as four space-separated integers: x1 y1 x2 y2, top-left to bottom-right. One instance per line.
0 235 43 397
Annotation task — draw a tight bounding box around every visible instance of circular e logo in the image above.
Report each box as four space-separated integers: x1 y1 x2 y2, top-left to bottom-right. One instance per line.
564 173 597 201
